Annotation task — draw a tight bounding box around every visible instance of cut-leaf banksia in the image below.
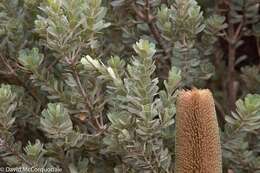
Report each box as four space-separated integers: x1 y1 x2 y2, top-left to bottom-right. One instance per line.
175 89 222 173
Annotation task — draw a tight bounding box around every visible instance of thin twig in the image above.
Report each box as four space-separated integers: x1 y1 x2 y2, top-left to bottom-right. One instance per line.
70 64 104 131
47 58 61 71
58 148 70 173
0 55 40 102
71 67 92 111
214 98 226 128
131 2 170 58
3 141 33 167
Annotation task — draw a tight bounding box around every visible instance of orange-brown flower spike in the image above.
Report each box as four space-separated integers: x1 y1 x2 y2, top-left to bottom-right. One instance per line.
175 89 222 173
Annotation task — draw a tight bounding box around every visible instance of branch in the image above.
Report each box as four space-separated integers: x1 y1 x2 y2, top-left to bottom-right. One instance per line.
0 55 40 103
226 1 246 112
1 140 33 167
70 64 105 132
71 66 93 111
131 2 170 59
214 98 226 129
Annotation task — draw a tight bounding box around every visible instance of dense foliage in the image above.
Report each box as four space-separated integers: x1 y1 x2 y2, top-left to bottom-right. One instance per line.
0 0 259 172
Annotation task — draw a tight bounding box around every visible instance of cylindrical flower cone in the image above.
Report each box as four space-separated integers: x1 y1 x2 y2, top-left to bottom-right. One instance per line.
175 89 222 173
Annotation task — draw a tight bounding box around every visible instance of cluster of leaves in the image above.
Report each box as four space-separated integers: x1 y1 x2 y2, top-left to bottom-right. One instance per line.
0 0 259 173
223 94 260 172
81 39 181 172
156 0 226 85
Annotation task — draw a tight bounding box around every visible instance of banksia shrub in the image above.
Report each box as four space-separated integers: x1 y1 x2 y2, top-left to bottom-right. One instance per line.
0 0 259 172
175 89 222 173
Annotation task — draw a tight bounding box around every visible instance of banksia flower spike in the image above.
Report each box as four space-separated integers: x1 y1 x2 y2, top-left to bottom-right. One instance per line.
175 89 222 173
